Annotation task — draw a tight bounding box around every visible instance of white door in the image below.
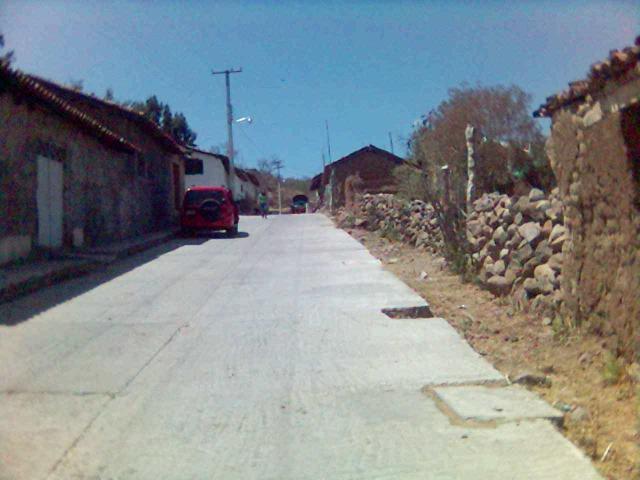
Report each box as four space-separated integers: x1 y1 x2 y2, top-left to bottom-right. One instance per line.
37 155 63 248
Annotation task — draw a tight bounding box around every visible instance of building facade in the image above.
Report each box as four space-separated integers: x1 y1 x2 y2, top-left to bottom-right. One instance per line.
534 38 640 359
184 147 230 189
0 63 184 264
311 144 405 209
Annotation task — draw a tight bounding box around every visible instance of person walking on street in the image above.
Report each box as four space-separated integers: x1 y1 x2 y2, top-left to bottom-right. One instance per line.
258 191 268 219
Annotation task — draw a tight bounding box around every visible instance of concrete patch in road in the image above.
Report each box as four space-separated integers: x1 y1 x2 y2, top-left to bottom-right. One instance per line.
432 385 564 426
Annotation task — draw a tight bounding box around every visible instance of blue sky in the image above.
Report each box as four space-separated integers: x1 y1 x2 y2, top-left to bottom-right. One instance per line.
1 1 638 177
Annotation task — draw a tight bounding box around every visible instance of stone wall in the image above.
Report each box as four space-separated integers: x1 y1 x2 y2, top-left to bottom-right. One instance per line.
467 189 566 317
343 194 443 252
342 188 566 317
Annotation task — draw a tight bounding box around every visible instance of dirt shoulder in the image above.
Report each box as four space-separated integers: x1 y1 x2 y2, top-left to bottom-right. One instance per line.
347 227 639 480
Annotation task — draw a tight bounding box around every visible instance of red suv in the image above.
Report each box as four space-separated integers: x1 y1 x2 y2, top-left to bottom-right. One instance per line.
180 186 239 236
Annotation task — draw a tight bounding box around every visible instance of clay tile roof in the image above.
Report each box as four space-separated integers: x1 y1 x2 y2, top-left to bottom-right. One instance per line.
310 173 323 190
329 144 405 168
25 74 183 155
1 61 139 153
234 168 249 182
244 171 260 186
534 36 640 117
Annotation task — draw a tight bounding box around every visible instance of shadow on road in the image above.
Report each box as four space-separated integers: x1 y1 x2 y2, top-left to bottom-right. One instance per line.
0 235 237 327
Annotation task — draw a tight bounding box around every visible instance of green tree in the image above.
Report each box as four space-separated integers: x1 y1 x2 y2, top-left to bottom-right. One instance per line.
128 95 197 146
104 88 115 101
409 84 551 207
0 33 14 64
406 84 553 274
171 112 197 146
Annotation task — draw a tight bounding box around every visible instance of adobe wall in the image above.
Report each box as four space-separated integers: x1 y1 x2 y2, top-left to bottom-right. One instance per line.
328 152 400 208
35 84 182 227
547 100 640 358
0 92 161 262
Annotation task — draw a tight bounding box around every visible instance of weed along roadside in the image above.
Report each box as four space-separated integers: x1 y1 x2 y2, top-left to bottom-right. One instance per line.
335 216 639 480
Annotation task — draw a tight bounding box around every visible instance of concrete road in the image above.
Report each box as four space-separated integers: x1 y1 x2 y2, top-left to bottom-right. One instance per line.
0 215 600 479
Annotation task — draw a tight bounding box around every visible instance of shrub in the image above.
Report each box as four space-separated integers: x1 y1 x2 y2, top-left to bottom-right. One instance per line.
603 352 623 385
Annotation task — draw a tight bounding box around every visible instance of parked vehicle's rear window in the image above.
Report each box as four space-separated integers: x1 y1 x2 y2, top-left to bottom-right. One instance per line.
184 190 225 206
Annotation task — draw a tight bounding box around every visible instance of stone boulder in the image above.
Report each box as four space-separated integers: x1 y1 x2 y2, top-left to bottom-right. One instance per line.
492 226 508 245
487 275 512 296
528 188 545 202
534 263 557 293
492 259 506 276
548 253 563 272
549 224 566 244
513 243 534 264
518 222 542 244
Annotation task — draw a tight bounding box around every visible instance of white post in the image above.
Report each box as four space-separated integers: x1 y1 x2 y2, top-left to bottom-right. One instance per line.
465 124 477 215
277 180 282 215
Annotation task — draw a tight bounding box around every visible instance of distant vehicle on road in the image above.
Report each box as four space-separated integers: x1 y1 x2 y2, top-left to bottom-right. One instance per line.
181 186 239 237
290 194 309 214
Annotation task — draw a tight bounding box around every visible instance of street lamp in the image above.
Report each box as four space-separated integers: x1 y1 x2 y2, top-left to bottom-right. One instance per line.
235 116 253 124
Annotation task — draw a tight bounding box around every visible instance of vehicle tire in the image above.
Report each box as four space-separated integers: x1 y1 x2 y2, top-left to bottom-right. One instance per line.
199 199 222 222
226 225 238 237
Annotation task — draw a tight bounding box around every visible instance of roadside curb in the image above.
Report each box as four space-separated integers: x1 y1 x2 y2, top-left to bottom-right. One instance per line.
0 260 98 304
0 229 179 304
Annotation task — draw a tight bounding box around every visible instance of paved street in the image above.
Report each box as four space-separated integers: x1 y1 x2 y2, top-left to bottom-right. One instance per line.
0 214 600 479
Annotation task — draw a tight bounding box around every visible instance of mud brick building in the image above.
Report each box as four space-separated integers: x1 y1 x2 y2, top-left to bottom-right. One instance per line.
534 37 640 359
312 144 405 209
0 62 185 264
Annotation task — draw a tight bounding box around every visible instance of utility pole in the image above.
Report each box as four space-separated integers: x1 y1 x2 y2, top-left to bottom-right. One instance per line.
388 132 394 154
212 67 242 196
325 120 332 162
271 158 284 215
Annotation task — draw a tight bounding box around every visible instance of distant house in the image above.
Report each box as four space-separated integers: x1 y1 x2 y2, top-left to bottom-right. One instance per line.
0 63 184 265
311 144 405 208
533 37 640 359
232 167 260 213
243 169 261 204
184 147 230 189
309 173 323 204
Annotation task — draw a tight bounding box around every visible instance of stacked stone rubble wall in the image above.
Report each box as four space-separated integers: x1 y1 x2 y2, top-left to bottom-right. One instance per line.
340 188 567 317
